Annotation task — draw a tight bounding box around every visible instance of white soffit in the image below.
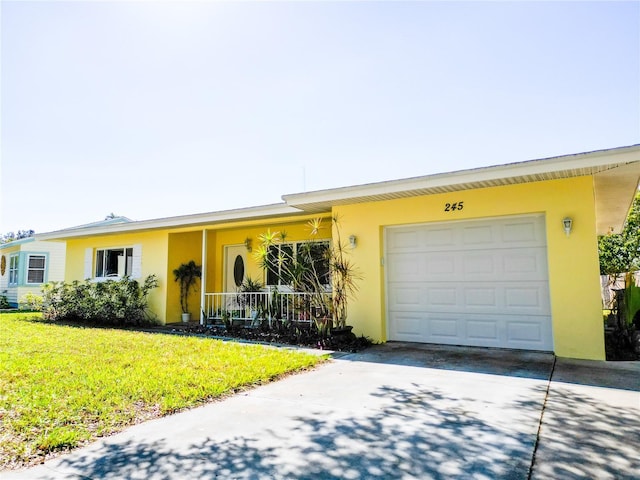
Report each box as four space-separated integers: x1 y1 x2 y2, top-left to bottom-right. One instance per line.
283 145 640 217
594 162 640 235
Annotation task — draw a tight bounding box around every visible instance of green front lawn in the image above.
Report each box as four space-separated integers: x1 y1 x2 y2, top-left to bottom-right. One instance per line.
0 313 324 470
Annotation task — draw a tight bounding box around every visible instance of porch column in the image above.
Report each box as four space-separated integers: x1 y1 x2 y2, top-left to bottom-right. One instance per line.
200 229 207 325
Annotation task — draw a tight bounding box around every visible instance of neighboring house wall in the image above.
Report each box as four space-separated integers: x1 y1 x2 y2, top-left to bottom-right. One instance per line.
0 240 66 306
335 175 604 360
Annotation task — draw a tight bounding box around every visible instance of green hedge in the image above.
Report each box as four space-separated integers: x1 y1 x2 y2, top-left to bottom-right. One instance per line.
42 275 159 326
624 284 640 327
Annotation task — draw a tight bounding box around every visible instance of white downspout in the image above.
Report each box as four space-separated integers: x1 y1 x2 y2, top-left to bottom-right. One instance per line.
200 229 207 325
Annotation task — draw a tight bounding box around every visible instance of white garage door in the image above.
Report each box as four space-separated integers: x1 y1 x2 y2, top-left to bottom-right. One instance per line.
386 215 553 351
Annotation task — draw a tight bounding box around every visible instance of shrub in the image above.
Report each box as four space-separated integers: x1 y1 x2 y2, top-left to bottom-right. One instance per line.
42 275 159 326
0 295 10 309
19 292 44 311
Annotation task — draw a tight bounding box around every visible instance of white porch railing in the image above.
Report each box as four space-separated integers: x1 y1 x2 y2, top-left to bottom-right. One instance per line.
203 291 331 327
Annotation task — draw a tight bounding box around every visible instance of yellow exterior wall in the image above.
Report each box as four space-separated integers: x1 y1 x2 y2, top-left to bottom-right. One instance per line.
60 179 606 360
335 175 605 360
64 231 169 322
167 231 203 322
63 214 330 326
212 216 331 291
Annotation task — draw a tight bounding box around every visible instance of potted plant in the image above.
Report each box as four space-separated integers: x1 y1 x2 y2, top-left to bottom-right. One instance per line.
323 215 360 337
173 260 202 322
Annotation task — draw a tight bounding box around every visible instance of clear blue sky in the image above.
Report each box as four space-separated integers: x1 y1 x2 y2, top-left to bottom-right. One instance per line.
1 1 638 234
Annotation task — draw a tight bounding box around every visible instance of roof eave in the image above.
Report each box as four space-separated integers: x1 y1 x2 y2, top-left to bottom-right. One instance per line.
36 204 305 241
283 144 640 212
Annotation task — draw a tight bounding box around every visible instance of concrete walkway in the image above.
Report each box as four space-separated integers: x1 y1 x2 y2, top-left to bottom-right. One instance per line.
530 358 640 480
1 343 638 479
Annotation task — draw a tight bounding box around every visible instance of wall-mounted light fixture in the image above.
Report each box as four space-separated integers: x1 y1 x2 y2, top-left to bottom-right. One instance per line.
244 237 253 252
562 217 573 237
349 235 357 249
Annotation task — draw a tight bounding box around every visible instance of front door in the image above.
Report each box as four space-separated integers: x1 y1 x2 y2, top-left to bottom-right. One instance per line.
225 245 247 293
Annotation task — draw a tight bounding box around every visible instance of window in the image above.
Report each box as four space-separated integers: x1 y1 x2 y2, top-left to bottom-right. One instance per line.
266 244 294 286
95 248 133 278
8 255 19 285
26 255 46 284
266 241 330 287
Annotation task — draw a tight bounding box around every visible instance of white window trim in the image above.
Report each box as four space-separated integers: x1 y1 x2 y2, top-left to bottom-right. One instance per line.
8 254 19 286
25 254 46 285
95 246 133 279
86 244 142 281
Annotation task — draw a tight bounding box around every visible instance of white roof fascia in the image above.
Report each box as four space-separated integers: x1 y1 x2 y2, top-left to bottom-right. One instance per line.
282 144 640 209
0 237 36 250
36 203 304 241
66 216 134 230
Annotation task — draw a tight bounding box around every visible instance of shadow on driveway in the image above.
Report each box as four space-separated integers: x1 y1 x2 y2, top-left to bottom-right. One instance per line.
3 343 637 480
54 383 543 479
530 358 640 480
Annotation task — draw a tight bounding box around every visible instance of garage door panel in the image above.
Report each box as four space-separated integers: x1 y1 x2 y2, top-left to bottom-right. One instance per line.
462 224 495 245
501 220 540 243
464 287 497 307
505 286 546 309
389 282 550 315
387 249 548 283
462 254 496 275
387 253 422 278
429 315 460 339
389 313 426 340
388 230 420 250
388 217 546 253
386 215 553 351
507 320 544 342
467 319 499 341
392 287 422 306
427 287 457 307
426 254 456 276
502 249 548 279
424 227 456 248
506 316 552 349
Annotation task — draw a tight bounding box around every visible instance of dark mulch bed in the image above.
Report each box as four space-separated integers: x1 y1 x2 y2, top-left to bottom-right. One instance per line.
605 327 640 361
180 323 373 353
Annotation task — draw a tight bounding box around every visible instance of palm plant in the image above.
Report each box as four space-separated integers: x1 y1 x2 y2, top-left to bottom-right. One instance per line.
253 216 360 330
173 260 202 315
326 216 360 329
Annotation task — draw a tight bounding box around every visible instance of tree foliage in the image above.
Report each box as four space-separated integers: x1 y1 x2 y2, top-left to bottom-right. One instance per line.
598 191 640 277
0 230 35 244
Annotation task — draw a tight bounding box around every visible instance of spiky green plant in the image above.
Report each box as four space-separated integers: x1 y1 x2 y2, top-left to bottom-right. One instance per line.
173 261 202 314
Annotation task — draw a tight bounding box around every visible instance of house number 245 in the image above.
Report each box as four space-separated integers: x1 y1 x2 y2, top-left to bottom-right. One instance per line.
444 201 464 212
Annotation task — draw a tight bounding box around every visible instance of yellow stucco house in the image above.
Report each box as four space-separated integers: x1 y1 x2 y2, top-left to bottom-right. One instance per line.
37 145 640 360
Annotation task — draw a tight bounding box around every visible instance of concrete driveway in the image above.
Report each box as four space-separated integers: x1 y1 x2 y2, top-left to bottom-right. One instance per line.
1 343 638 479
